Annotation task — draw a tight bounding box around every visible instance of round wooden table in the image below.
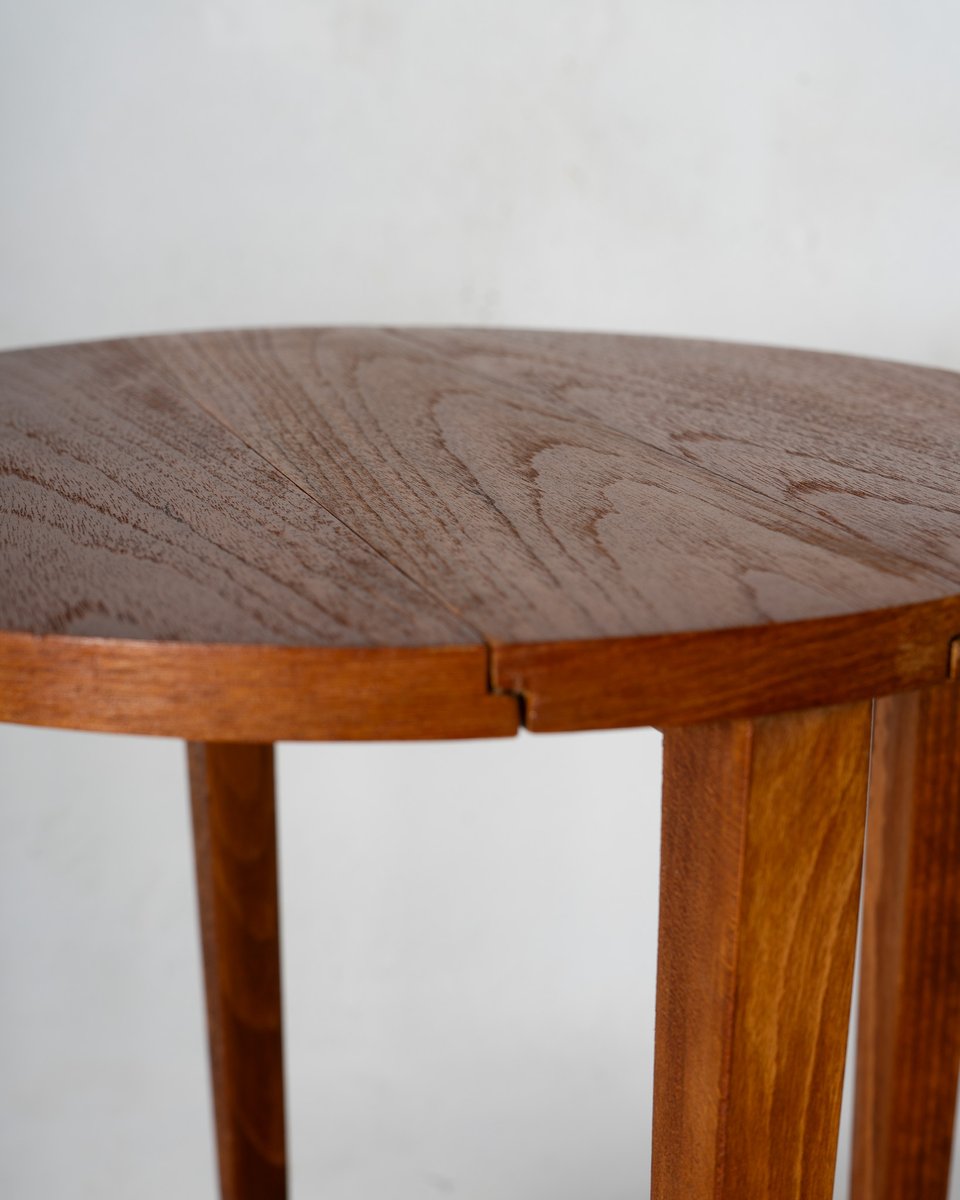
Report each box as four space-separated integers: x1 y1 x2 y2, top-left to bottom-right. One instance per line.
2 328 959 1199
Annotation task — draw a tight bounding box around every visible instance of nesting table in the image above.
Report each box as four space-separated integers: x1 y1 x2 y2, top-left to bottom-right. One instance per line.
2 328 959 1198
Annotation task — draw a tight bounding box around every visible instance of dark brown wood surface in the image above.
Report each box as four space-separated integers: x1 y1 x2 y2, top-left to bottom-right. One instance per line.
0 338 477 648
3 328 960 735
189 742 286 1200
851 683 960 1200
653 701 872 1199
399 328 960 583
159 329 952 639
0 337 515 738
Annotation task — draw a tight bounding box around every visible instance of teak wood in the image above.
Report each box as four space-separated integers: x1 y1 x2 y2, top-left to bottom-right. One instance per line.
3 328 960 1198
189 743 286 1200
653 701 872 1199
851 684 960 1200
0 633 517 742
399 328 960 587
3 329 960 736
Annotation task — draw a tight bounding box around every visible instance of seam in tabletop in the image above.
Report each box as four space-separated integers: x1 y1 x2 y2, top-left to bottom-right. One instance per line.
171 374 528 723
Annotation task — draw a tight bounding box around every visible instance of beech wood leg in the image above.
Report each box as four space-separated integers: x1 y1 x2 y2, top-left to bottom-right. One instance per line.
652 701 872 1199
188 742 287 1200
851 684 960 1200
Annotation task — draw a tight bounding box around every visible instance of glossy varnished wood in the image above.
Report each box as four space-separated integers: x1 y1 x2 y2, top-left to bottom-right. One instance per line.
3 329 960 734
189 743 286 1200
653 702 872 1199
851 684 960 1200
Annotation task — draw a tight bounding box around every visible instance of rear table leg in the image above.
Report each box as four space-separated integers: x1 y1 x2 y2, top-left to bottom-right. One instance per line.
851 684 960 1200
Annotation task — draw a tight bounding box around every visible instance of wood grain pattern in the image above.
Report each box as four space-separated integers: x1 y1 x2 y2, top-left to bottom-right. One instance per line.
3 328 960 735
0 338 475 648
0 337 520 738
653 701 872 1199
398 328 960 584
152 327 960 729
158 328 955 642
0 633 518 741
493 597 960 731
189 742 286 1200
851 684 960 1200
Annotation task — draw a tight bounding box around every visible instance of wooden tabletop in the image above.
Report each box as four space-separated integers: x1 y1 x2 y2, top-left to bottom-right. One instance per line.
2 328 959 740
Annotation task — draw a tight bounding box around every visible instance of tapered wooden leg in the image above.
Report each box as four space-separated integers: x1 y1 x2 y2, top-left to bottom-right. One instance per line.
851 684 960 1200
188 742 287 1200
652 701 872 1200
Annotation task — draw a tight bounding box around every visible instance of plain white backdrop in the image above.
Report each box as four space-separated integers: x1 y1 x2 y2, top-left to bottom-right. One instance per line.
1 2 959 1197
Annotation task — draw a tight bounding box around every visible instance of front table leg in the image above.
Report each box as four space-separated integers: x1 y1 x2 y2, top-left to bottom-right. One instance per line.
188 742 287 1200
652 702 872 1199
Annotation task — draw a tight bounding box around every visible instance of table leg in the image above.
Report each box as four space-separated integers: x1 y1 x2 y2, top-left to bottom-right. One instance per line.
851 685 960 1200
652 701 872 1199
188 742 287 1200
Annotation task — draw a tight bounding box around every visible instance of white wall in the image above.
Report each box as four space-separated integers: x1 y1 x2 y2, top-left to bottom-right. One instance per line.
1 2 958 1197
